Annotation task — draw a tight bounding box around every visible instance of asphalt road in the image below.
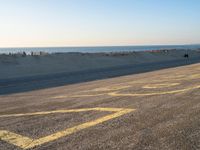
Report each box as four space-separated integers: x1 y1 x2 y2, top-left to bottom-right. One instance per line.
0 62 200 150
0 57 200 95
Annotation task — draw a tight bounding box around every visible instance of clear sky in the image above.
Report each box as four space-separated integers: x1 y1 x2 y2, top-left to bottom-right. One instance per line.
0 0 200 47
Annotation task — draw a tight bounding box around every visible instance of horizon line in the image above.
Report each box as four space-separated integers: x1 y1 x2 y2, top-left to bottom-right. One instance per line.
0 43 200 49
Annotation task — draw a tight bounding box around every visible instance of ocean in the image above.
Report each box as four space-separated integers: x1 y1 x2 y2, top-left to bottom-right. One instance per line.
0 45 200 54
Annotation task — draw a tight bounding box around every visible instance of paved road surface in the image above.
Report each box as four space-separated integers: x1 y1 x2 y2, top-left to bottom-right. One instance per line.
0 63 200 149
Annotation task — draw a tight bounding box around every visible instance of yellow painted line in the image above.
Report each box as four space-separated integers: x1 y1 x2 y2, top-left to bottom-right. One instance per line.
52 73 200 99
0 107 124 118
53 84 200 99
153 73 200 82
0 130 33 149
53 93 106 99
189 74 200 79
109 85 200 97
84 86 131 92
142 83 180 89
160 75 186 79
52 86 131 99
0 108 134 149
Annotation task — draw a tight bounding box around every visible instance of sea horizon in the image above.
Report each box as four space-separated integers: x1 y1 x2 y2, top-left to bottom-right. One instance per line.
0 44 200 54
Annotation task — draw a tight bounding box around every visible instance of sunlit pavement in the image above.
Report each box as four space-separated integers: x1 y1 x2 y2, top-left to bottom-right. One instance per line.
0 63 200 150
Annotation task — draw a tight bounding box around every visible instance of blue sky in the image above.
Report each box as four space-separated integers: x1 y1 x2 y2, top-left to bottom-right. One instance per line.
0 0 200 47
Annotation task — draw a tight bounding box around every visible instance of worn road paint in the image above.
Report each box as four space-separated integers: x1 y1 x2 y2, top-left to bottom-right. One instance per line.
82 86 131 92
154 73 200 82
52 73 200 99
0 130 34 149
54 83 200 98
0 107 134 149
142 83 180 89
0 107 125 118
53 93 105 99
109 85 200 97
53 86 131 99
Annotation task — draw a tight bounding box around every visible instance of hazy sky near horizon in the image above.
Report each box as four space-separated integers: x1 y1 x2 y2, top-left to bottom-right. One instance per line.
0 0 200 47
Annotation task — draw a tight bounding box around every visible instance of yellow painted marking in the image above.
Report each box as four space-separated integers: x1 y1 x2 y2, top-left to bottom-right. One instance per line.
0 130 33 149
189 74 200 79
153 73 200 82
0 107 124 118
51 72 200 99
53 83 200 99
109 85 200 97
83 86 131 92
160 75 186 79
53 93 105 99
53 86 131 99
142 83 180 89
0 107 134 149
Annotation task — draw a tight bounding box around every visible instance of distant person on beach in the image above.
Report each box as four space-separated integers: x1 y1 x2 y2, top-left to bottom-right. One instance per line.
22 51 26 57
184 54 189 58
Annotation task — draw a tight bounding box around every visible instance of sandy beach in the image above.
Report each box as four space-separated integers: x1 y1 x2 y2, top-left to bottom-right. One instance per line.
0 49 200 80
